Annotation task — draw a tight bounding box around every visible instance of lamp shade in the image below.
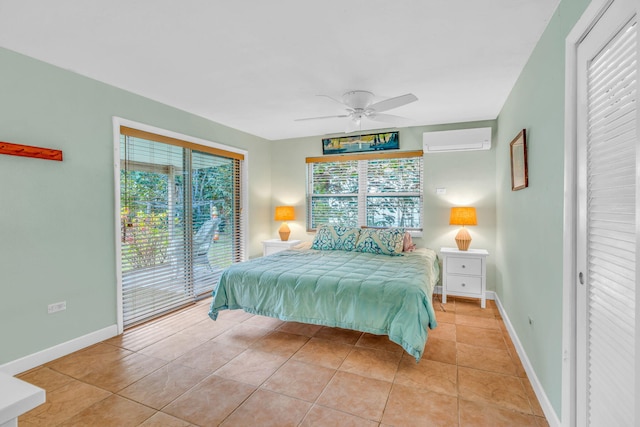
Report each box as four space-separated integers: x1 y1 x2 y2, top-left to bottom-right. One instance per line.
274 206 295 221
449 207 477 226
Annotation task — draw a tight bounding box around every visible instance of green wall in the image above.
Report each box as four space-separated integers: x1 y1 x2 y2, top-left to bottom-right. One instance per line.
270 121 498 290
0 47 271 365
496 0 590 418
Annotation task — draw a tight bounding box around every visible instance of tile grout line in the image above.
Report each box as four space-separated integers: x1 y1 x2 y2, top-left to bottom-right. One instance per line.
215 316 318 426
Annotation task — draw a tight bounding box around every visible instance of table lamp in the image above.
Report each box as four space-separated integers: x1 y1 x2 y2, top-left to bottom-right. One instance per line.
449 207 477 251
274 206 295 241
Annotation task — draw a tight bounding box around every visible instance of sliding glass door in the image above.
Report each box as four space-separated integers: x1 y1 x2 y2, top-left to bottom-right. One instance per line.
119 128 243 327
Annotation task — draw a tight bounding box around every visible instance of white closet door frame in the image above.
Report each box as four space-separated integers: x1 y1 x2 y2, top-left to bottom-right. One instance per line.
563 1 639 426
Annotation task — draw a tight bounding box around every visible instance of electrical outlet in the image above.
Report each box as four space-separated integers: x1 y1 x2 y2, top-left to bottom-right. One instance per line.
436 188 447 195
48 301 66 314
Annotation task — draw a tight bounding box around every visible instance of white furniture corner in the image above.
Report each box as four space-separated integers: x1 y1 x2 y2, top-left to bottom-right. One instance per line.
0 372 45 427
440 247 489 308
262 239 301 256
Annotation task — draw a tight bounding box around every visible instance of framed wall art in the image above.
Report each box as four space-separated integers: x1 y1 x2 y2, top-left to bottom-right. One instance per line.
322 131 399 155
510 129 528 191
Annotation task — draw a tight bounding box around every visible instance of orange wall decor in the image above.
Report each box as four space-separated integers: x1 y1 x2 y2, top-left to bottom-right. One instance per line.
0 141 63 161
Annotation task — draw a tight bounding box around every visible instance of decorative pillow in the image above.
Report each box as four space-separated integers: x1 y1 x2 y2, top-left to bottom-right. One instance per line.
403 232 416 252
355 227 405 256
310 224 334 250
311 224 361 251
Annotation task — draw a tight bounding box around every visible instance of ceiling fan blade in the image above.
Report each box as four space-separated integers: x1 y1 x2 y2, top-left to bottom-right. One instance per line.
369 93 418 112
367 113 414 126
294 114 350 122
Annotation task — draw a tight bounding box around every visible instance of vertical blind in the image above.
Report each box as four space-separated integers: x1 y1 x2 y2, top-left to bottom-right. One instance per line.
120 127 244 327
306 150 423 231
584 16 636 426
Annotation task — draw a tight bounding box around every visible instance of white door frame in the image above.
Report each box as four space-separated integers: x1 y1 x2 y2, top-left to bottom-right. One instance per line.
562 0 637 426
562 1 610 426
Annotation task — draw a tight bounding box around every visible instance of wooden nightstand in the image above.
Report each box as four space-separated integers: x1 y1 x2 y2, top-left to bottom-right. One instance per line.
440 247 489 308
262 239 301 256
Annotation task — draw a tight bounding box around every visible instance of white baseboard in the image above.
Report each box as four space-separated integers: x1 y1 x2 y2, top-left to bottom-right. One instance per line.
492 293 561 427
433 286 495 300
0 325 118 376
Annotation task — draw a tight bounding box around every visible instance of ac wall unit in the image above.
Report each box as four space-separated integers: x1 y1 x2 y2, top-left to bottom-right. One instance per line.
423 127 492 152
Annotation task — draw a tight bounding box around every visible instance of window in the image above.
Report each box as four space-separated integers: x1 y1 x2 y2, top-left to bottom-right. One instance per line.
118 126 245 327
306 150 423 232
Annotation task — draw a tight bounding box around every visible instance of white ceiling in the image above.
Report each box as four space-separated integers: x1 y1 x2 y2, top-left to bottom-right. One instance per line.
0 0 560 141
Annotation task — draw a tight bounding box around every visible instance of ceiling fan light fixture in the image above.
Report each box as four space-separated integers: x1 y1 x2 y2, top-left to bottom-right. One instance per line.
342 90 374 109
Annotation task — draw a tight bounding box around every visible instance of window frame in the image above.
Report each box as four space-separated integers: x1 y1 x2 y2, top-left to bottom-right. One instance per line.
112 117 248 333
306 150 424 236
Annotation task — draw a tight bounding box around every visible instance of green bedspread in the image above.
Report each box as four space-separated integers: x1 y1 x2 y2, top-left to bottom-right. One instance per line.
209 248 439 361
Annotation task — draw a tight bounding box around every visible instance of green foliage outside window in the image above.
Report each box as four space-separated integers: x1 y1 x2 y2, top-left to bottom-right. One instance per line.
120 208 170 270
308 156 423 230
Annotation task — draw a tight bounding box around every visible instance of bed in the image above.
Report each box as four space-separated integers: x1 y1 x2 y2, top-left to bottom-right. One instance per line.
208 225 439 361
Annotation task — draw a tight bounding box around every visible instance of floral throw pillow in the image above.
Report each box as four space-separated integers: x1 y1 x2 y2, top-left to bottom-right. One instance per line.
355 227 405 256
311 224 361 251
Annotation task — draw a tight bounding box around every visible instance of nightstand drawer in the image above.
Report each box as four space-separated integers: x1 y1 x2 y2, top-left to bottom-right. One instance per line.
446 275 482 294
446 257 482 275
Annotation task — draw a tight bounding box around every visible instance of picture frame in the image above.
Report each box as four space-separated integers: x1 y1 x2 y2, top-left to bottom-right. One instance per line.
510 129 528 191
322 131 399 155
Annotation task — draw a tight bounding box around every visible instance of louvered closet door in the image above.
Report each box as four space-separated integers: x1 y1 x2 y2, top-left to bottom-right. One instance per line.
576 1 638 425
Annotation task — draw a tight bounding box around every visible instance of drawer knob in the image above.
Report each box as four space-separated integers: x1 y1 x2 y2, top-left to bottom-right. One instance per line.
461 283 466 287
462 265 466 268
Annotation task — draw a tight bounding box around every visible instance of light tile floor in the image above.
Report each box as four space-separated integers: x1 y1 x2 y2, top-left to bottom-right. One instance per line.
18 296 549 426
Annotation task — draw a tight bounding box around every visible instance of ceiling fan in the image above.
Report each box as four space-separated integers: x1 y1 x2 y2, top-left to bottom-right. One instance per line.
295 90 418 131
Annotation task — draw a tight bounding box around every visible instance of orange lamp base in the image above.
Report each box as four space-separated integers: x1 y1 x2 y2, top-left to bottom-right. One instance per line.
455 227 472 251
278 222 291 241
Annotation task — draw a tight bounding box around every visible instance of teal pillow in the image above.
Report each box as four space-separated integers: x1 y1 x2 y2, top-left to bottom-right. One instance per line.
311 224 361 251
355 227 405 256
